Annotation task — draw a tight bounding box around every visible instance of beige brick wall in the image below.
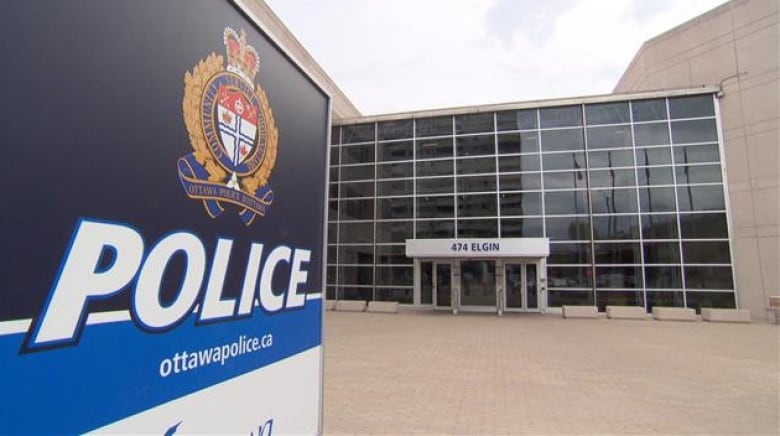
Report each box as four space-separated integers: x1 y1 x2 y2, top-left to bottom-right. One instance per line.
615 0 779 320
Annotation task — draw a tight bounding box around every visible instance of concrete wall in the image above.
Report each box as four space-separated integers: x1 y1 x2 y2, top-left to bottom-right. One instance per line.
615 0 779 321
237 0 361 121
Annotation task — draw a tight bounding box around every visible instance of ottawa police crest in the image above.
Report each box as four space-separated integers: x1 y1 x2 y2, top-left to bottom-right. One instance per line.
178 27 278 226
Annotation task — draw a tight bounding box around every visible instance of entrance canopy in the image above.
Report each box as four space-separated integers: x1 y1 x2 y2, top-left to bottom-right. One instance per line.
405 238 549 258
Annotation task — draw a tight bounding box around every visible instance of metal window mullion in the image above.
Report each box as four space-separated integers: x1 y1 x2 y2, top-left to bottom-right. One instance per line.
666 98 688 308
494 112 501 237
582 105 597 305
371 123 378 302
538 109 546 237
629 101 648 310
452 115 459 236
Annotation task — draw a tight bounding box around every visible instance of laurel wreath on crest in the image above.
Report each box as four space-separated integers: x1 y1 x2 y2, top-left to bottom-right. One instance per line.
182 53 278 194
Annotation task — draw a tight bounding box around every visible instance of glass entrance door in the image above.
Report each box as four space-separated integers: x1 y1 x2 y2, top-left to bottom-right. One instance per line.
434 262 452 309
460 260 496 309
504 261 541 312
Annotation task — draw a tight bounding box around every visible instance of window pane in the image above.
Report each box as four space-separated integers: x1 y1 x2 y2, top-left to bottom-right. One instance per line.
377 162 412 179
540 105 582 128
417 177 454 194
592 215 640 239
498 132 538 154
330 127 340 145
378 120 413 140
542 152 586 170
685 291 736 311
456 113 494 134
376 245 412 265
634 123 670 146
685 266 734 289
682 241 731 264
499 173 541 191
457 157 496 175
378 141 413 162
416 116 452 137
457 134 495 156
675 165 722 184
339 199 374 220
330 146 340 165
545 191 589 215
416 159 453 177
339 286 372 300
635 147 672 166
416 220 455 238
679 213 728 238
671 119 718 143
548 290 594 307
500 192 542 216
549 266 592 288
585 102 629 125
338 245 374 265
596 291 644 311
645 266 682 289
341 144 374 164
458 194 497 217
342 123 375 143
377 179 413 196
594 242 641 264
589 150 634 168
541 129 584 152
548 243 591 264
639 187 677 212
458 175 496 192
544 171 587 189
674 144 720 164
340 181 374 198
643 241 680 263
497 109 537 131
647 290 684 308
500 218 543 237
376 266 413 286
632 99 667 121
339 222 373 244
546 216 590 240
669 94 714 119
499 155 540 172
375 287 413 304
586 125 632 149
337 267 373 286
327 223 337 244
458 219 498 237
637 166 674 186
341 164 373 181
416 137 453 159
591 189 637 214
376 221 412 243
677 186 725 211
589 169 636 188
378 197 413 220
596 266 641 288
417 196 454 218
642 214 679 239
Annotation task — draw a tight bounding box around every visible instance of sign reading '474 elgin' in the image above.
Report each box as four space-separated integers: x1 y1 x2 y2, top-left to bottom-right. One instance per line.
179 28 279 226
0 2 328 434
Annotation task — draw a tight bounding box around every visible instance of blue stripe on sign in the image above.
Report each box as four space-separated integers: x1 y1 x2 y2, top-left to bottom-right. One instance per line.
0 300 321 434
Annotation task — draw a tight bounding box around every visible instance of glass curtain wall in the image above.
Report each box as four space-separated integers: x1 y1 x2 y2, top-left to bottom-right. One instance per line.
327 93 735 312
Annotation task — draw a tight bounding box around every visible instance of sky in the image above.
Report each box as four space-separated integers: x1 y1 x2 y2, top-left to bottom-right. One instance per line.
266 0 728 115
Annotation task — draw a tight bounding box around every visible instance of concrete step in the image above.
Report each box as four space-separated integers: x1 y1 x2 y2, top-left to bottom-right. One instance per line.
701 308 751 323
334 300 367 312
562 305 599 319
367 301 399 314
606 305 649 320
652 307 697 322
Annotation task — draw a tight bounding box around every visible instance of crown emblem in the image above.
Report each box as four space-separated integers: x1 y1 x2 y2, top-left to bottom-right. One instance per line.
224 27 260 83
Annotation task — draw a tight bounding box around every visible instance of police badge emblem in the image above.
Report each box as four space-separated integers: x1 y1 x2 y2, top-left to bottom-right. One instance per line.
178 27 278 226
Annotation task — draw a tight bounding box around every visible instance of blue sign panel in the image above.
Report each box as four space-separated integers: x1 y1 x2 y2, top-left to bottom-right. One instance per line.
0 1 327 433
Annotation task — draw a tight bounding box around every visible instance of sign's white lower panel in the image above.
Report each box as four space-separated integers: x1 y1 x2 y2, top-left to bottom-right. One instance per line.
95 347 322 435
406 238 550 258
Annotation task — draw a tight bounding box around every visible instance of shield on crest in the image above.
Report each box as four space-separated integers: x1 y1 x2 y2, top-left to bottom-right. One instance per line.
216 86 257 167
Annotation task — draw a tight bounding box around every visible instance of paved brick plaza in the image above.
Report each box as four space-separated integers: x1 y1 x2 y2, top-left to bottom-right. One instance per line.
323 311 779 435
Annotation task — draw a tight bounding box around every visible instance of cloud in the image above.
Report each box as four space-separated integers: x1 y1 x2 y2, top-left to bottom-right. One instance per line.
267 0 728 115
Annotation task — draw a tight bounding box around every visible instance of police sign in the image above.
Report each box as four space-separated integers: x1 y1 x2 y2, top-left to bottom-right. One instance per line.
0 1 327 433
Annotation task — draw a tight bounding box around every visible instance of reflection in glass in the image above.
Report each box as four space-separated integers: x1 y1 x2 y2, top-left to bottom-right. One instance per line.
341 164 374 181
682 241 731 264
498 155 541 172
377 179 413 196
456 113 494 134
417 220 455 238
416 159 453 177
633 123 670 146
499 173 542 191
416 116 452 137
674 144 720 164
548 290 594 307
545 191 589 215
342 123 374 143
339 198 374 220
548 243 591 264
592 215 640 240
458 194 497 217
679 213 728 238
527 264 538 309
585 102 630 125
339 222 373 243
500 192 542 216
596 266 641 288
632 99 667 122
589 169 636 188
497 109 537 131
417 177 454 194
498 132 539 154
646 291 684 308
641 214 679 239
548 266 592 288
458 175 497 193
643 241 680 263
420 262 433 304
591 189 637 214
639 187 677 212
645 266 682 289
376 288 412 304
540 105 582 128
544 171 587 189
505 264 523 308
541 128 584 151
435 263 452 307
377 162 412 179
458 219 498 237
545 216 590 240
376 266 413 286
456 157 496 174
456 134 495 156
337 246 374 265
586 125 632 149
685 266 733 289
675 165 722 184
635 147 672 166
594 242 641 264
500 218 544 237
589 150 634 168
378 119 413 140
417 196 454 218
669 95 714 119
376 244 412 265
543 152 586 170
596 291 643 311
685 291 735 312
416 137 453 159
378 141 413 162
331 127 340 145
378 197 413 220
677 185 725 211
671 119 718 144
341 144 375 165
341 181 374 198
637 166 674 186
460 261 496 306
